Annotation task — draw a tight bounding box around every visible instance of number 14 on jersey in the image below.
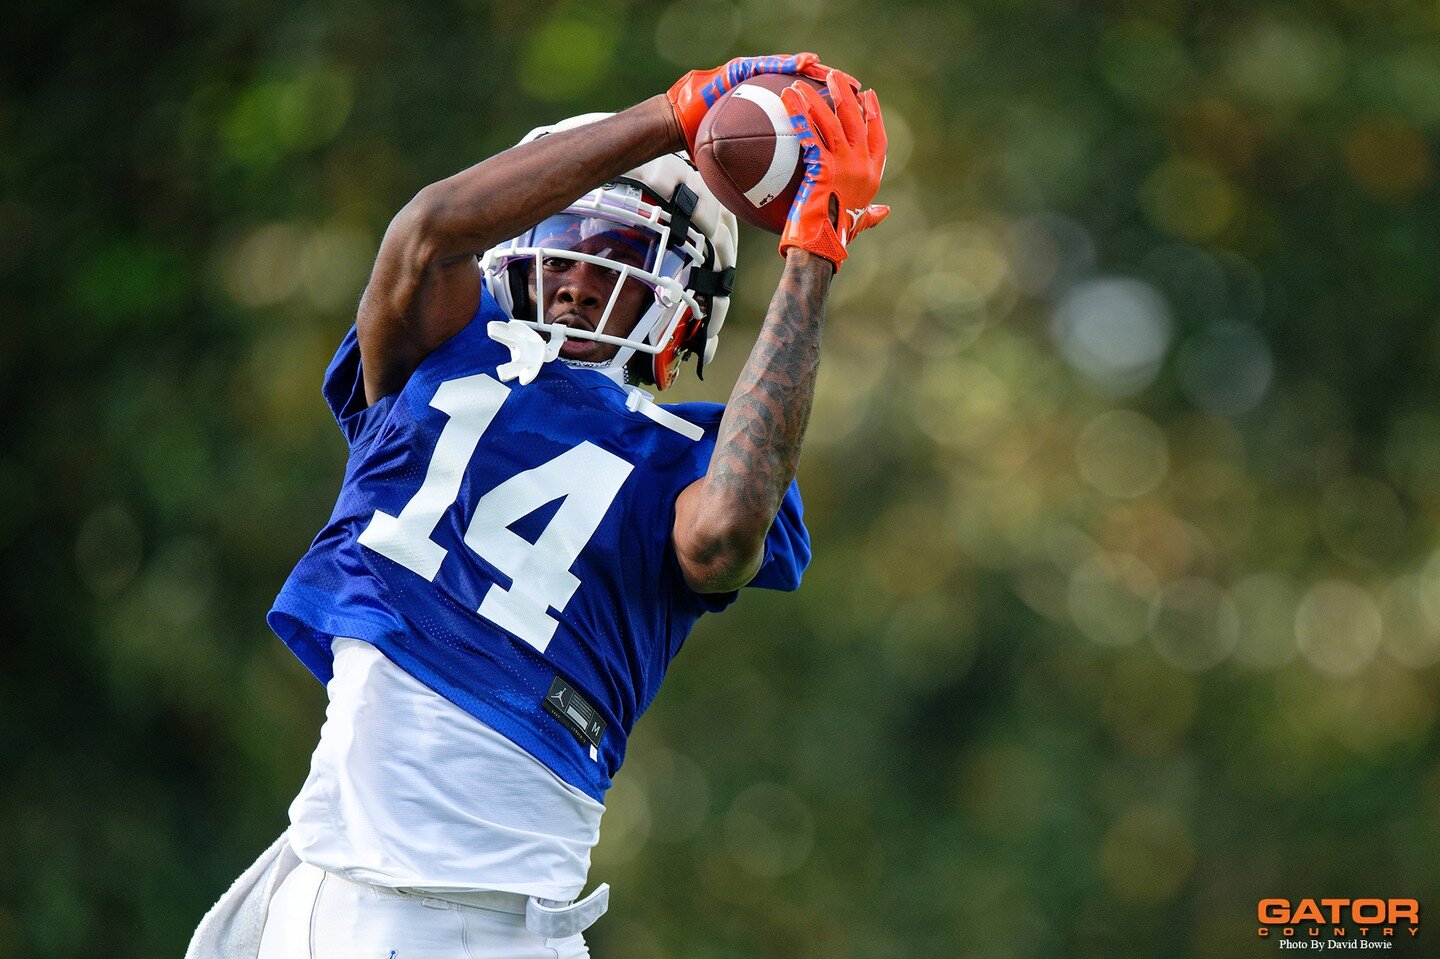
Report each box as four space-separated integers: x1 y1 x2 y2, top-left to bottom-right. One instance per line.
357 373 633 653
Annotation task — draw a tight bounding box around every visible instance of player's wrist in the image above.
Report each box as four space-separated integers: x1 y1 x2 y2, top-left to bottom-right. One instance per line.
644 94 687 154
781 243 840 276
780 192 847 271
780 250 837 303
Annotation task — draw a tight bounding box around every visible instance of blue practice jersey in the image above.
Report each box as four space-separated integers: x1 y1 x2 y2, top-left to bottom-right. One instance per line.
269 288 810 801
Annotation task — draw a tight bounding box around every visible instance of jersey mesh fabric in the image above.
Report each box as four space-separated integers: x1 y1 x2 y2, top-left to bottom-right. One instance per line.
268 287 810 801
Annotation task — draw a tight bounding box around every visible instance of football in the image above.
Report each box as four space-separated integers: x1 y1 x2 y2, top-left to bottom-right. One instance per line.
693 74 831 234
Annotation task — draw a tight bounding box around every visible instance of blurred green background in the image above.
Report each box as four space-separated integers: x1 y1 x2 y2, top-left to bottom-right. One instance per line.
5 0 1440 956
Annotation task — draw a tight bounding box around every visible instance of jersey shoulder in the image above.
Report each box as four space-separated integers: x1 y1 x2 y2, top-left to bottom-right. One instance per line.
655 400 725 437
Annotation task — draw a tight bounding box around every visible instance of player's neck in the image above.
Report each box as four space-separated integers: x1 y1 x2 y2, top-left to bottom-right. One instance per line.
559 358 628 388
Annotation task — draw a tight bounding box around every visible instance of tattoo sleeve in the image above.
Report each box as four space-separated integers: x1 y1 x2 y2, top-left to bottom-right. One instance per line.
705 250 832 542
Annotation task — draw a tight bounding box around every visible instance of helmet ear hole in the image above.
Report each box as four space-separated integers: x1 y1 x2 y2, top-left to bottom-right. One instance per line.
636 303 703 391
508 259 534 319
689 294 713 341
625 350 655 387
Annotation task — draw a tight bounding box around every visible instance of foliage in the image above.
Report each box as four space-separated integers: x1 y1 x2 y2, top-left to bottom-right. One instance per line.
4 0 1440 956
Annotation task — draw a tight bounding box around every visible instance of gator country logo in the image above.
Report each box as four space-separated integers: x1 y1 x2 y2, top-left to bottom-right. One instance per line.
1257 898 1420 949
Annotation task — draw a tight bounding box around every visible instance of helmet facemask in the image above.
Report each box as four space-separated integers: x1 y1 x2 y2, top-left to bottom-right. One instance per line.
482 180 711 386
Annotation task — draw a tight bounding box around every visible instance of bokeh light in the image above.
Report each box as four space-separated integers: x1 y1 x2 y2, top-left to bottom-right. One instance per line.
1175 322 1273 415
1076 409 1169 500
1295 579 1384 678
722 783 815 877
1148 578 1239 672
1230 572 1301 669
1052 278 1173 395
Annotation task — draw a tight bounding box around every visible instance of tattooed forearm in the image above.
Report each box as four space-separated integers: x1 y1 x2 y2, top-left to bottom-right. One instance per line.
672 250 832 589
709 251 831 522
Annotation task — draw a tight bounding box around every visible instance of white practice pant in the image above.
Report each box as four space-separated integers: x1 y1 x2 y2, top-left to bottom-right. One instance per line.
256 863 590 959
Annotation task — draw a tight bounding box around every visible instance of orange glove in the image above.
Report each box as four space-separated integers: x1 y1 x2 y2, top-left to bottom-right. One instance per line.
778 70 889 270
666 53 842 156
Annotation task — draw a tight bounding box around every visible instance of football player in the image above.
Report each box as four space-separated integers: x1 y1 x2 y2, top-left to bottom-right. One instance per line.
188 53 888 959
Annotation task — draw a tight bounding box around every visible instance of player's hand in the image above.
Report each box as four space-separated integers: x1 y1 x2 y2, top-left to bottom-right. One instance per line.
778 70 889 271
666 53 848 155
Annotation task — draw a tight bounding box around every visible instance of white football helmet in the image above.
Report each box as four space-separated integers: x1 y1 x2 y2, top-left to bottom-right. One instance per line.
480 113 739 389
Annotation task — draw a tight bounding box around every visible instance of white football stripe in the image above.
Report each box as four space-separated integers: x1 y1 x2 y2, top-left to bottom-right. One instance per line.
731 85 800 208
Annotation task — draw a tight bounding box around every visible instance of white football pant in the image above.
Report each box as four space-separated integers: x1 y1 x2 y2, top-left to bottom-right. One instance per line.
256 863 590 959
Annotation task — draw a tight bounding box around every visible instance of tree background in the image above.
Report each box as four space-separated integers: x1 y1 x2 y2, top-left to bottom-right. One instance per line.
4 0 1440 956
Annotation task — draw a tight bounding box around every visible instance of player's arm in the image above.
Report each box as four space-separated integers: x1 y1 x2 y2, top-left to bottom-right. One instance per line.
356 99 679 404
356 54 833 406
674 252 831 592
673 71 889 593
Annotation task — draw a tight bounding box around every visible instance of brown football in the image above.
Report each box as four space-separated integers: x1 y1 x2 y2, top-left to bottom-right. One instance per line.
693 74 831 234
